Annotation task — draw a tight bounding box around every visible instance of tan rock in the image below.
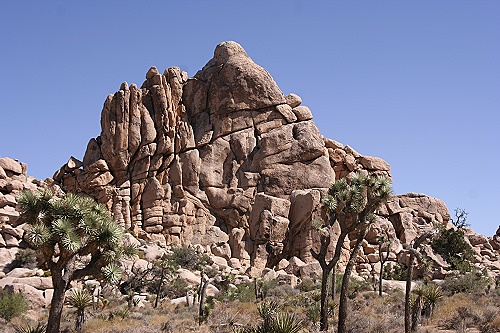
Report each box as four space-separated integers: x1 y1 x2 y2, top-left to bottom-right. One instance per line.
275 104 297 123
359 156 390 171
65 156 83 171
3 283 46 308
0 194 16 208
12 277 52 290
210 255 228 268
6 268 38 278
292 106 313 121
285 93 302 108
191 41 285 116
210 243 231 260
0 157 22 175
3 233 19 247
299 262 322 280
177 268 201 285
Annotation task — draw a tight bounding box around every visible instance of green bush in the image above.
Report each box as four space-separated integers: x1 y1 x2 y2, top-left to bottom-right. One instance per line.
13 248 38 269
217 282 256 302
382 262 408 281
161 277 189 299
441 270 491 294
0 290 29 321
166 246 208 271
432 227 474 272
347 277 372 298
298 278 319 292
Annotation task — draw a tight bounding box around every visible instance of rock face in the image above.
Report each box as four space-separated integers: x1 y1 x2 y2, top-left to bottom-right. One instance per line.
0 158 62 271
48 41 500 278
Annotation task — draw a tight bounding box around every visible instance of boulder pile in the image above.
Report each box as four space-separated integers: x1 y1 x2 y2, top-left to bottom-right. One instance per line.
51 41 395 272
1 42 499 295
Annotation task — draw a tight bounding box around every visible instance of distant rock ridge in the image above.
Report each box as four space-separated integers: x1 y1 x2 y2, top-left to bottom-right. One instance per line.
2 42 498 281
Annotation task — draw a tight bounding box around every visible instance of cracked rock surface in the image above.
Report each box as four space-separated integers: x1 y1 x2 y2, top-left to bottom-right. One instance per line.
50 42 500 277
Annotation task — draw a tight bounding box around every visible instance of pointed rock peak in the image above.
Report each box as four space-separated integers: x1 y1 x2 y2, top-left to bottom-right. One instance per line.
146 66 159 79
214 41 249 64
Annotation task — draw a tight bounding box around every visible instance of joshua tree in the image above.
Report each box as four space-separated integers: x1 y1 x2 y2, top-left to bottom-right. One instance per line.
312 172 392 332
377 231 392 296
404 231 436 333
67 288 93 332
18 190 136 333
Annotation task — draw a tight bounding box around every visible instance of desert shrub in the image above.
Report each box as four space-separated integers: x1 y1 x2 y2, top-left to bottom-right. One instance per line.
266 284 298 299
305 302 321 324
431 226 474 272
298 278 319 292
0 290 29 321
13 248 38 269
382 262 407 281
441 270 491 294
342 295 405 333
161 277 189 299
217 282 256 303
347 277 372 298
478 305 500 333
166 246 208 271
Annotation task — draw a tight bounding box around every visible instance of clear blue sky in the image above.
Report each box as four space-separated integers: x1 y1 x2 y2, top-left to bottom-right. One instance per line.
1 1 499 236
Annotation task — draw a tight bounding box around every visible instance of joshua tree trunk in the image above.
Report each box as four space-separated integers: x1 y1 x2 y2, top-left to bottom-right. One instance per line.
405 250 415 333
75 309 84 333
319 268 330 331
47 271 71 333
411 296 422 333
405 231 435 333
198 276 208 325
331 262 337 300
154 266 165 308
338 230 366 333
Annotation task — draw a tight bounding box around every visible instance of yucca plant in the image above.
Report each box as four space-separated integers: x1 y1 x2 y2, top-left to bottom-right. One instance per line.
422 284 443 318
272 312 303 333
67 288 93 332
17 190 137 333
236 302 303 333
13 322 47 333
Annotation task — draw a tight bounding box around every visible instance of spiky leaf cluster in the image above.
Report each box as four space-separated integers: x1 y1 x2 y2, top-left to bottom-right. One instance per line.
17 190 134 283
66 289 93 311
323 173 392 229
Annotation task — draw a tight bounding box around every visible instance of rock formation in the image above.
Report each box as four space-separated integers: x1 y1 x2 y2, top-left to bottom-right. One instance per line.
52 41 388 270
14 41 498 279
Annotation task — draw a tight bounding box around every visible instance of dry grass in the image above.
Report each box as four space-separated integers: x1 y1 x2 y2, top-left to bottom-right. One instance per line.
0 285 499 333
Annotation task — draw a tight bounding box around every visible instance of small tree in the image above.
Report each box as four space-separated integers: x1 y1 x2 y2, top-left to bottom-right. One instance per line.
312 172 392 332
432 208 473 272
404 231 436 333
18 190 136 333
151 254 179 308
377 231 392 296
450 208 469 228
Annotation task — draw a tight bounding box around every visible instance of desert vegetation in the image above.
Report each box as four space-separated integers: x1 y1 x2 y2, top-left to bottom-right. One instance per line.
0 191 497 333
0 267 497 333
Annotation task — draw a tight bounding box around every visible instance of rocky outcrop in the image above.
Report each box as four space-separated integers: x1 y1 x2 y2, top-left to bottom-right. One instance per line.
52 42 389 270
42 41 498 279
0 158 62 273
